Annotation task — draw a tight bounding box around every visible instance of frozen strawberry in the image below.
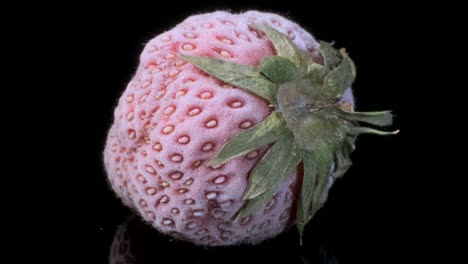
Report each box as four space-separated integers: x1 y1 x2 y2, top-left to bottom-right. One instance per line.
104 10 396 246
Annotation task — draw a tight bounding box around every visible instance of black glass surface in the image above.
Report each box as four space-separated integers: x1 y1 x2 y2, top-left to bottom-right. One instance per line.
62 1 413 263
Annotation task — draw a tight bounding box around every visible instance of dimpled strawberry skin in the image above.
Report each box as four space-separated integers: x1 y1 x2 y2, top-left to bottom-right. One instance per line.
104 11 354 246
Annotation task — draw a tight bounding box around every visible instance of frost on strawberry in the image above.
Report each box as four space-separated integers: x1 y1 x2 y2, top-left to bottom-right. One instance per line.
104 11 397 247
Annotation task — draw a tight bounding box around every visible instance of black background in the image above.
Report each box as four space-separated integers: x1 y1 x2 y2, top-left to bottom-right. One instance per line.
42 1 423 263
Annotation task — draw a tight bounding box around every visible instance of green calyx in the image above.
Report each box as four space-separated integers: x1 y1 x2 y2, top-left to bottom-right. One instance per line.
182 25 398 244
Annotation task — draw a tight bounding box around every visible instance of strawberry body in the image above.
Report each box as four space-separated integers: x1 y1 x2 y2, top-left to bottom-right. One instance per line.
104 11 354 246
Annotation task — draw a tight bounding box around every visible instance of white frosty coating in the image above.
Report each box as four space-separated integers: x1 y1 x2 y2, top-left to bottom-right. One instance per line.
104 10 354 246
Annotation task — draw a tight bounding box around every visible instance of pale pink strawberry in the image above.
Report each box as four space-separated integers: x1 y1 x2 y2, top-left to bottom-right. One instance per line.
104 11 356 246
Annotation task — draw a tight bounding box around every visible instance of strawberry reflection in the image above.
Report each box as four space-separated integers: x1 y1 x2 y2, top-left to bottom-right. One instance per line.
109 215 341 264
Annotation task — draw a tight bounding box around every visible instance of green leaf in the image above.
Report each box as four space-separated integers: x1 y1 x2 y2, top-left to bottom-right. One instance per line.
348 127 400 136
319 41 341 68
182 55 277 102
296 150 317 239
332 146 352 179
310 146 334 220
334 108 394 127
321 49 356 100
208 112 288 166
254 24 303 65
259 56 299 83
243 134 302 199
288 113 345 152
236 134 301 220
306 62 328 82
236 189 276 222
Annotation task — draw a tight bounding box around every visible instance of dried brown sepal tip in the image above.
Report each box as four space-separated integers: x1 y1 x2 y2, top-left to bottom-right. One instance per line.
182 25 398 245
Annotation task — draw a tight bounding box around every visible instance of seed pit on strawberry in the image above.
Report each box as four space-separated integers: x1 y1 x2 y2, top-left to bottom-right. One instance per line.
139 93 149 103
235 33 250 41
153 159 162 168
160 35 171 42
182 77 197 83
220 200 233 207
227 99 244 108
127 129 136 139
162 218 175 226
199 91 213 99
176 135 190 144
136 174 147 183
208 164 224 170
171 208 180 214
272 19 282 27
163 105 176 115
156 195 170 206
145 187 157 196
184 178 194 185
168 171 183 180
204 119 218 128
212 175 227 184
287 31 296 40
200 235 211 241
174 89 187 98
201 142 214 152
139 111 147 120
168 69 180 77
145 210 156 220
192 209 205 217
147 45 158 53
187 107 201 116
192 160 203 168
154 91 165 100
183 32 197 39
259 220 271 230
186 221 199 230
216 35 234 45
139 199 148 208
219 50 232 58
212 209 225 219
239 120 253 129
182 44 195 51
177 188 189 194
125 94 134 103
169 153 183 163
141 80 151 89
205 191 218 199
195 228 208 235
161 125 174 134
175 60 187 67
164 53 176 60
184 198 195 205
220 231 233 240
265 197 277 211
152 142 162 151
218 222 231 229
239 215 252 226
144 165 156 174
279 209 291 221
146 62 158 69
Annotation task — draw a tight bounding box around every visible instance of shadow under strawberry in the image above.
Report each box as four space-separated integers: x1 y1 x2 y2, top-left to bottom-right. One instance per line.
109 214 342 264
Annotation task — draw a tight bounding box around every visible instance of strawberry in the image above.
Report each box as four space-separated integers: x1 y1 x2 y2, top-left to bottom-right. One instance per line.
104 10 396 246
